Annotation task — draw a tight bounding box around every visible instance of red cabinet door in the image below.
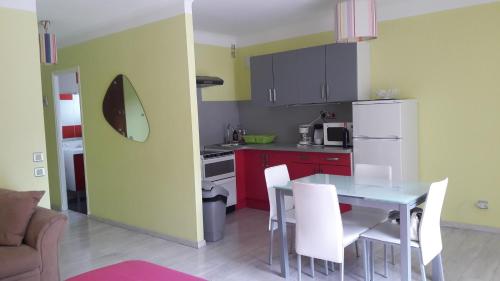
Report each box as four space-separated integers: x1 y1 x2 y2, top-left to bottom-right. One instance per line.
267 151 291 166
288 162 318 180
319 164 352 176
244 150 270 210
235 150 248 209
314 153 351 166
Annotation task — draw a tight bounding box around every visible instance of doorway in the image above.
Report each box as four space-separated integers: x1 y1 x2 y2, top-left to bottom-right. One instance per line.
52 68 88 214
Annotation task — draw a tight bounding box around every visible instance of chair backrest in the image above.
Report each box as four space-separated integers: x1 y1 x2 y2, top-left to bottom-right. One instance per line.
292 182 344 263
264 165 294 227
354 163 392 185
419 178 448 265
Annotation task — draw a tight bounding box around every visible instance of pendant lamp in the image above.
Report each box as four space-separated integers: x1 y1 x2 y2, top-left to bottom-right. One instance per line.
336 0 378 43
39 20 58 64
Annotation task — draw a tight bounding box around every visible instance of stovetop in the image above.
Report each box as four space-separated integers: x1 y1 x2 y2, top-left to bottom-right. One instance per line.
200 149 234 159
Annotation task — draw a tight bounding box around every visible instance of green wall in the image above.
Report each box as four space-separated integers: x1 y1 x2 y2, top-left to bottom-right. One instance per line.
371 2 500 228
195 44 237 101
41 14 203 244
228 2 500 228
0 7 50 208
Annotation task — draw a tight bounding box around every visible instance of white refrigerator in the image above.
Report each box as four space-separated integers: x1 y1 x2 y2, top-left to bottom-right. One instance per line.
352 100 418 182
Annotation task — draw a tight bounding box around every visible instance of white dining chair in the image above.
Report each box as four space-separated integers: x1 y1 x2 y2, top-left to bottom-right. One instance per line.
361 178 448 281
264 164 295 265
342 163 394 275
292 182 371 281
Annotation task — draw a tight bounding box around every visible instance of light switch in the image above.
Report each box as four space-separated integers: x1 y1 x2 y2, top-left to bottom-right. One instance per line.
33 152 44 162
34 167 46 177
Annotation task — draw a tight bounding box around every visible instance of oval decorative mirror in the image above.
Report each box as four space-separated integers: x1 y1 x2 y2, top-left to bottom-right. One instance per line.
103 74 149 142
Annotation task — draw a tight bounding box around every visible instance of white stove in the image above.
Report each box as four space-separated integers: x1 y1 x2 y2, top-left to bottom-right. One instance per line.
200 149 236 208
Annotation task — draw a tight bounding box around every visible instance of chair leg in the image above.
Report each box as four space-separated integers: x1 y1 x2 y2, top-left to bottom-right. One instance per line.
310 257 315 278
391 245 396 265
297 254 302 281
269 225 274 265
339 262 344 281
355 241 360 257
324 260 329 275
384 244 389 278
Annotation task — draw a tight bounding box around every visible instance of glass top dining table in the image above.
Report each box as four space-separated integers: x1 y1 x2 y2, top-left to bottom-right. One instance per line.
275 173 430 205
272 174 443 281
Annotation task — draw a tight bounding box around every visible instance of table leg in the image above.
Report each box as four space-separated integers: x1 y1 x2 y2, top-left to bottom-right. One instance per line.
432 253 445 281
275 189 289 278
400 204 411 281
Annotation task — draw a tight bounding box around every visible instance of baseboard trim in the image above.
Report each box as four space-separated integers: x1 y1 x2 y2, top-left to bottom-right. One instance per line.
442 220 500 234
88 214 206 249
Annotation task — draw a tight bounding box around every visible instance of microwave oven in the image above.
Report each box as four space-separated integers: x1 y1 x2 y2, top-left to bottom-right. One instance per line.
323 122 353 146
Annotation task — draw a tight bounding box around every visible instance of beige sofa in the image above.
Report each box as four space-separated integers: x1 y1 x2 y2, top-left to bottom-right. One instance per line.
0 208 67 281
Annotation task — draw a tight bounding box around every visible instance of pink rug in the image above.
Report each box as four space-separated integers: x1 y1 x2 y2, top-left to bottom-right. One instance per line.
66 260 206 281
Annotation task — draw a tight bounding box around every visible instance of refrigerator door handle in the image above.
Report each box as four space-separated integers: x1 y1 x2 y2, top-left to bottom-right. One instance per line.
354 136 401 140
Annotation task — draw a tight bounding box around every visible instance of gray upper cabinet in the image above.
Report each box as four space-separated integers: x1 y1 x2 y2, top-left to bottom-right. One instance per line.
325 43 358 102
296 46 327 104
250 54 274 106
272 50 300 106
250 42 369 106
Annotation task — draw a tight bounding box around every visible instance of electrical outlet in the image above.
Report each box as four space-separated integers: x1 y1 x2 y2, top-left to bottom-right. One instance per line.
34 167 46 177
33 152 44 162
476 200 489 209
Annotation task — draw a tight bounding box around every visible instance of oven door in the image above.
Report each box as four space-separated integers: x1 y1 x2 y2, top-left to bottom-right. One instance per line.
324 125 344 146
201 154 235 181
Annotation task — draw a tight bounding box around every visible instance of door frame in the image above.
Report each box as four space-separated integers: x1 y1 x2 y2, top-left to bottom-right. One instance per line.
51 67 89 212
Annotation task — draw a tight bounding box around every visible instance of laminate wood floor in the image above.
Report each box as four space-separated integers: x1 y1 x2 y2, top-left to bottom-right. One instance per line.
60 209 500 281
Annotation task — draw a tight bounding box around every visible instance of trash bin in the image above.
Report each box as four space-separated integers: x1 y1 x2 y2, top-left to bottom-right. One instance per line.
202 181 229 242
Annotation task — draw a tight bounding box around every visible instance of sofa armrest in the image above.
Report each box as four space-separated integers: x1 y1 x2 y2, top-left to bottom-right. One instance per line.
24 207 68 281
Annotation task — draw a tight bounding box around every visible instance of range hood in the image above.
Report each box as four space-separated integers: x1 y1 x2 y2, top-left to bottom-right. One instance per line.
196 76 224 88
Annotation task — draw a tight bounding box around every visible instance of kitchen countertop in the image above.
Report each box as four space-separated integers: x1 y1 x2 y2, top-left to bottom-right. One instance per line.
205 143 352 154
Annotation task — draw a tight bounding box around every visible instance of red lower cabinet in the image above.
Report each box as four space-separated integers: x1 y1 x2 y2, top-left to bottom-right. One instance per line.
236 150 269 210
236 149 353 213
319 164 351 176
288 162 317 180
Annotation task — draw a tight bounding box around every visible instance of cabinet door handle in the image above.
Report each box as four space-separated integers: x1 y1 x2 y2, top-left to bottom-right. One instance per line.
268 89 273 102
273 88 277 102
326 83 330 99
321 84 325 100
326 157 340 161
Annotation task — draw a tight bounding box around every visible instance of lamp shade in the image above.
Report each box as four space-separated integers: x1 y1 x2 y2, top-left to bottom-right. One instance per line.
336 0 377 43
39 32 58 64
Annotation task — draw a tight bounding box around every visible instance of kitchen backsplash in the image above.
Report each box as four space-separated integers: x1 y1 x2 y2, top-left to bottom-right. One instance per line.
197 89 240 148
238 101 352 144
197 87 353 147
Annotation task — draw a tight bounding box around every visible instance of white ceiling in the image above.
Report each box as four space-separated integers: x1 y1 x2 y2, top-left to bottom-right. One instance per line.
34 0 498 48
36 0 188 48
